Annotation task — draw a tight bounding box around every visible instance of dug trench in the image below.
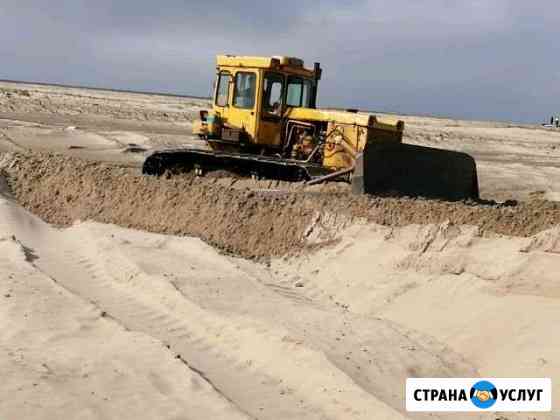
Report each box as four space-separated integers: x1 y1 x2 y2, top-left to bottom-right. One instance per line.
2 151 560 260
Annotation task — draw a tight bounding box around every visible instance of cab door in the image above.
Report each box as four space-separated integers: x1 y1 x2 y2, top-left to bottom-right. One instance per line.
257 72 284 148
228 70 259 144
213 70 232 127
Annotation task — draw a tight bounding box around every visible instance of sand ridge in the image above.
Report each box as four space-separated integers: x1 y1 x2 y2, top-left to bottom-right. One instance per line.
2 152 560 260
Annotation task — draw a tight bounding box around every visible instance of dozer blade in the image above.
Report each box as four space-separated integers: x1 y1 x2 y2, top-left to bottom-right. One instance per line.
352 142 479 200
142 147 332 181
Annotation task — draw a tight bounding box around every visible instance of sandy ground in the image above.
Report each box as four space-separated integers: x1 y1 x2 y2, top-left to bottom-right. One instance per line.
2 80 560 201
1 81 560 419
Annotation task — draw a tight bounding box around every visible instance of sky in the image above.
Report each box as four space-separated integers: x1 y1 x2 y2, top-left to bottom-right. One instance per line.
1 0 558 123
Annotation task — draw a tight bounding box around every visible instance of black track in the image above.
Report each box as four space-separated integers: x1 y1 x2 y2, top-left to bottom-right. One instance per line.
142 147 333 181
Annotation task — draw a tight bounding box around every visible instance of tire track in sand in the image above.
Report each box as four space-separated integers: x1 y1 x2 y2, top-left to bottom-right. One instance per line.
0 216 252 420
17 224 405 420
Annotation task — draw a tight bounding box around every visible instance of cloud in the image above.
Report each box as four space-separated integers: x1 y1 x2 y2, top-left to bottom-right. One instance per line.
0 0 558 122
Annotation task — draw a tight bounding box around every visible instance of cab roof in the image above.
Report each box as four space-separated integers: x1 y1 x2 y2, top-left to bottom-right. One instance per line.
216 55 316 78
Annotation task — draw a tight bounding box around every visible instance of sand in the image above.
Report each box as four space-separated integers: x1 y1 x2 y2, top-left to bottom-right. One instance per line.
1 81 559 419
2 80 560 201
2 152 560 260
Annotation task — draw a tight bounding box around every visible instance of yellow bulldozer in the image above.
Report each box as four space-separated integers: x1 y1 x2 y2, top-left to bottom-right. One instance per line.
143 55 478 200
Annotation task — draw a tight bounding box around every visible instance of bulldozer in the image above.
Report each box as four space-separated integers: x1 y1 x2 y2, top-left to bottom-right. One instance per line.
143 55 478 200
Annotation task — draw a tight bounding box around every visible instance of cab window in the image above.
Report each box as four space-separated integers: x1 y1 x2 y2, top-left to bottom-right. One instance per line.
286 77 302 107
263 72 284 115
286 77 314 108
215 72 231 107
301 79 313 108
233 72 256 109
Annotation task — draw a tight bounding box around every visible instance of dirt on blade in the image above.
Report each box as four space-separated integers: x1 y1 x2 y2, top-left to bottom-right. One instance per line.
2 152 560 259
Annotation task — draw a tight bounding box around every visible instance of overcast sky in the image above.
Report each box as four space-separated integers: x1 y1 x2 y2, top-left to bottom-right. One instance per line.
1 1 558 123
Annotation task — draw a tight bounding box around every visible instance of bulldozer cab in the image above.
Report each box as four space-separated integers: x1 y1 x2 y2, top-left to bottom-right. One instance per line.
212 55 320 148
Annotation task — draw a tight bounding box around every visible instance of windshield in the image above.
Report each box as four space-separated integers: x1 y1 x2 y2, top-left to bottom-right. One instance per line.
286 77 314 108
233 72 256 109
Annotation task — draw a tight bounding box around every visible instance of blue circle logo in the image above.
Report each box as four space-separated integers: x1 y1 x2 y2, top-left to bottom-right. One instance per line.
470 381 498 409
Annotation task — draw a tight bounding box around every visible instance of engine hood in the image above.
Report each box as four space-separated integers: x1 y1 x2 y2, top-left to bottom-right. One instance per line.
284 107 404 132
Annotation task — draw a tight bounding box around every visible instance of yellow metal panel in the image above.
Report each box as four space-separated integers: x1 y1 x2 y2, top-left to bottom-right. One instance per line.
284 107 368 125
323 147 354 169
319 116 404 169
322 122 364 169
217 55 274 68
285 108 404 132
211 68 261 143
257 120 282 147
217 55 315 78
